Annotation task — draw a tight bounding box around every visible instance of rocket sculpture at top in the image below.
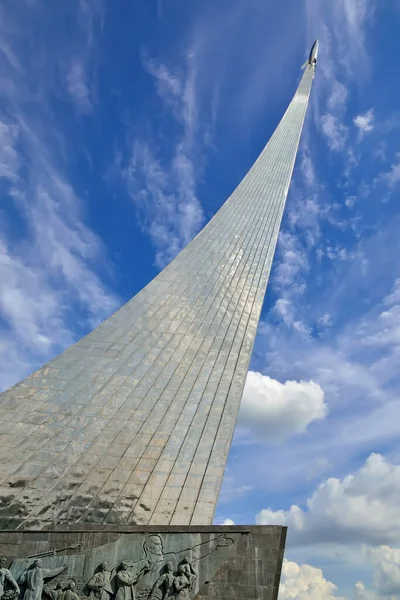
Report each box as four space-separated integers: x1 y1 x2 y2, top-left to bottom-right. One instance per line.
302 39 319 70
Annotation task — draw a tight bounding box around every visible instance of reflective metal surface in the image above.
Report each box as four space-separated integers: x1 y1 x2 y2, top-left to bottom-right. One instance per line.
0 66 315 529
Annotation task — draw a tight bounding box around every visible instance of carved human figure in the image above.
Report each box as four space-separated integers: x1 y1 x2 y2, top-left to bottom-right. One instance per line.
130 533 234 598
43 580 66 600
125 535 164 595
115 562 141 600
172 567 191 600
87 563 113 600
143 536 163 566
148 562 175 600
18 560 67 600
0 557 20 599
177 560 196 591
60 581 81 600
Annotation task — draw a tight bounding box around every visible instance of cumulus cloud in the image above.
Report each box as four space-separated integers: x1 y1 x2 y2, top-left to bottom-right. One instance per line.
221 518 235 525
257 454 400 547
366 545 400 597
279 559 346 600
238 372 327 441
279 548 400 600
353 109 375 134
279 554 400 600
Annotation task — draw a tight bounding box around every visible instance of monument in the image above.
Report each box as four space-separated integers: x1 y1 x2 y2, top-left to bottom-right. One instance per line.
0 41 318 600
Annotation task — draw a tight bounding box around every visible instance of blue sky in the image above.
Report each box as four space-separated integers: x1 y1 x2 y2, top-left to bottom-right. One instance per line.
1 0 400 598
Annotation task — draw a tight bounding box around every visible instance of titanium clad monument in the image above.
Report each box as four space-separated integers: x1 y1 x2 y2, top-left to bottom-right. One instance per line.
0 40 318 600
0 46 317 531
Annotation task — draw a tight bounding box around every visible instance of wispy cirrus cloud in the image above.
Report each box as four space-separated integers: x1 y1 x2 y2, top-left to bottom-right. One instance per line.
382 153 400 188
66 59 92 112
0 113 119 390
0 1 118 390
303 0 373 162
118 52 205 268
0 121 19 179
268 0 375 339
321 113 348 151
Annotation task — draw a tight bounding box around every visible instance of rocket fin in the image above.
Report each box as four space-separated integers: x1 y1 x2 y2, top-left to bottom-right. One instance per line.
301 61 308 70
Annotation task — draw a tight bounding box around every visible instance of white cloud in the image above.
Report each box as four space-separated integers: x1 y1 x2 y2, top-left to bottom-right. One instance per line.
67 60 92 112
301 154 316 187
384 278 400 305
120 54 205 268
383 154 400 188
0 121 19 180
141 53 182 105
257 454 400 547
366 546 400 597
338 0 372 50
325 245 365 263
278 548 400 600
0 111 119 390
354 109 375 135
318 313 333 328
274 298 295 325
123 138 203 269
306 0 372 75
327 81 348 112
0 240 63 351
275 232 309 291
221 518 235 525
353 582 377 600
345 196 357 209
279 559 347 600
273 298 311 336
272 229 313 333
321 114 348 151
238 371 327 441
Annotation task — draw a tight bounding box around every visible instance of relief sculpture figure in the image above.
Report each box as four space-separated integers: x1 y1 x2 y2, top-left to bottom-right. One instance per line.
0 558 20 600
132 533 232 596
43 581 66 600
148 562 174 600
115 562 143 600
59 581 81 600
172 566 191 600
87 563 113 600
176 560 196 592
18 560 67 600
126 536 164 598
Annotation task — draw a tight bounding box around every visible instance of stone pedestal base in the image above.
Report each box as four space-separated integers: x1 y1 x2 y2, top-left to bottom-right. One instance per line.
0 526 286 600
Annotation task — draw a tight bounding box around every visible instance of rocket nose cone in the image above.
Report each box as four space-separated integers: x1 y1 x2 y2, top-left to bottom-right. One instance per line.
310 39 319 62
